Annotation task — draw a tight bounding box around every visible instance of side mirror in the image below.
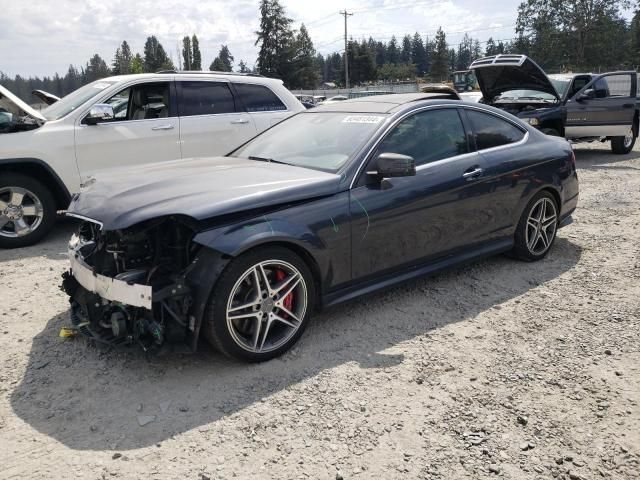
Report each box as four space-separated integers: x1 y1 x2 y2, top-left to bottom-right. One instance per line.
373 153 416 178
575 89 595 102
84 104 115 125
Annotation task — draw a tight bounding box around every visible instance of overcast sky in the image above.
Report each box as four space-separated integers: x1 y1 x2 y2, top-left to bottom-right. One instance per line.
0 0 632 78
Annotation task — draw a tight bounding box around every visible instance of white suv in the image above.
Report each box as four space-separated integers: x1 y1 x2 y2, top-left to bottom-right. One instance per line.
0 72 304 247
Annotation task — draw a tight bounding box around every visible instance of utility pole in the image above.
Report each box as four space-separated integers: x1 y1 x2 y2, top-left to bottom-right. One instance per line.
339 10 353 89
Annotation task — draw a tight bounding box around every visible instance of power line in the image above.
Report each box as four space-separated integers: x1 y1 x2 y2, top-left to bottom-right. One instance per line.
340 10 354 89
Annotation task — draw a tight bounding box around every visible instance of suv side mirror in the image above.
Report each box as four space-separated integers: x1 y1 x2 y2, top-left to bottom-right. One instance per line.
373 153 416 178
575 89 595 102
84 104 115 125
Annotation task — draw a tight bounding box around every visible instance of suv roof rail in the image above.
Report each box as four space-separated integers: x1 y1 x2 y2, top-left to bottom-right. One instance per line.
155 69 264 77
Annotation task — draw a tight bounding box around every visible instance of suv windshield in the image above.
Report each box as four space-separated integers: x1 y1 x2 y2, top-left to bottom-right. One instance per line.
42 80 118 120
232 112 386 173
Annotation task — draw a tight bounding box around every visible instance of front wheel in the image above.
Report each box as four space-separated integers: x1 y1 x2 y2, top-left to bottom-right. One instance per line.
203 246 316 362
0 173 57 248
512 191 559 261
611 128 636 154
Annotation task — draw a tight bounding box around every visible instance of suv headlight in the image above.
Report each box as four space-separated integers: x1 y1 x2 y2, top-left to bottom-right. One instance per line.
525 117 540 126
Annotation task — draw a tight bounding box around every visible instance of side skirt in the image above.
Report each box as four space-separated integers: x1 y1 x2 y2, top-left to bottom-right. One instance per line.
321 238 514 309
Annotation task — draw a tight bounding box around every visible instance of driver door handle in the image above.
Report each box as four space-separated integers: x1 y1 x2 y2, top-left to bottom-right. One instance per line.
230 119 250 125
462 167 484 180
151 124 174 131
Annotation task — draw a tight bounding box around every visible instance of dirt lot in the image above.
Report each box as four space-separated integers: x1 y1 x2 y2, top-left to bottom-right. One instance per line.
1 143 639 480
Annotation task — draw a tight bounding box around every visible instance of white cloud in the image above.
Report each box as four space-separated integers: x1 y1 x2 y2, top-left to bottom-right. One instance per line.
0 0 525 77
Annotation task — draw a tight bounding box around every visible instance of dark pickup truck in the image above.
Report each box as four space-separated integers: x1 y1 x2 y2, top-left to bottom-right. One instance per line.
469 55 638 154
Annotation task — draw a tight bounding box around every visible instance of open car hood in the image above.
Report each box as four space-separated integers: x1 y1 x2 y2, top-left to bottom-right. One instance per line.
67 157 342 231
32 89 60 105
469 54 559 101
0 85 46 122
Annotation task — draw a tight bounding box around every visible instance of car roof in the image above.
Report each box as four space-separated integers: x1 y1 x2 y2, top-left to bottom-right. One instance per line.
314 93 462 113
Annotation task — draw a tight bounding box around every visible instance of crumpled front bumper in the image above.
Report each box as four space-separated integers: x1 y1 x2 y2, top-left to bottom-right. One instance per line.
67 234 153 310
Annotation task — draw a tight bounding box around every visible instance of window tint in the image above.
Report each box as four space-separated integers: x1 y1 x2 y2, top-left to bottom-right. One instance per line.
593 74 632 98
466 110 525 150
101 82 171 121
234 83 287 112
180 81 236 116
376 109 468 166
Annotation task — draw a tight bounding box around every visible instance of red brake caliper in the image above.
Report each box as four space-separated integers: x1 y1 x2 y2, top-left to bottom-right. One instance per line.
275 269 294 313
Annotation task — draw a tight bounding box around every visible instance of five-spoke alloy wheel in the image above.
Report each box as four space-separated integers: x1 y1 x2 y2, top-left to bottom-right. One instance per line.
513 191 559 261
0 174 56 248
204 247 315 362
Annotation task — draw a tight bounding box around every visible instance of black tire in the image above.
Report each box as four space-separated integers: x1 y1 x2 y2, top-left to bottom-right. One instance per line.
0 173 56 248
611 130 636 154
541 128 560 137
203 246 316 362
512 191 559 262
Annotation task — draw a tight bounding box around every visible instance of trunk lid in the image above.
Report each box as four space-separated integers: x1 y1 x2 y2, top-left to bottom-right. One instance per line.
469 54 560 102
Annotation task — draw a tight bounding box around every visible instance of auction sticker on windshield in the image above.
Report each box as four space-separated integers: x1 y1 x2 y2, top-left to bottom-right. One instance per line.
342 115 385 124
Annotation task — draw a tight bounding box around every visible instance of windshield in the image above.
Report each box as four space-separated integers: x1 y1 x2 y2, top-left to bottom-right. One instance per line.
549 78 570 97
495 89 557 102
42 80 118 120
232 112 387 173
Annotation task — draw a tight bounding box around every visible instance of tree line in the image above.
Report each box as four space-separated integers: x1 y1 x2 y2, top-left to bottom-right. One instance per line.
1 0 639 102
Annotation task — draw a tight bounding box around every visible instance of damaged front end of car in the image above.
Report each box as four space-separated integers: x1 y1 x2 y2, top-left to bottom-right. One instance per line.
61 215 215 353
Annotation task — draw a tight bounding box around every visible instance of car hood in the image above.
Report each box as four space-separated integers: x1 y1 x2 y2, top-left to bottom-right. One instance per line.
32 89 60 105
67 157 342 231
0 85 46 123
469 54 559 101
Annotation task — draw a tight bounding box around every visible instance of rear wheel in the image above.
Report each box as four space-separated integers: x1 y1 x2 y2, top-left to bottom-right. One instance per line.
512 191 558 261
0 173 56 248
611 127 636 154
203 246 316 362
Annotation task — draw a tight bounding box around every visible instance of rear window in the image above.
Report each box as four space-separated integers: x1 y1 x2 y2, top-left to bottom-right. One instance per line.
466 109 525 150
234 83 287 112
179 81 236 116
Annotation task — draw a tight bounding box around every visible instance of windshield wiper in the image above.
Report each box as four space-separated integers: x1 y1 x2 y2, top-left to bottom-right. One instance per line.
248 156 291 166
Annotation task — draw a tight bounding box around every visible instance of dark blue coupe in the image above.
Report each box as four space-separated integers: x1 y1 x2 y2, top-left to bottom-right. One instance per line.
63 93 579 362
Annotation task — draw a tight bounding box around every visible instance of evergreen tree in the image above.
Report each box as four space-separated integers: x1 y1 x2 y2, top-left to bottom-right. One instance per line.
401 34 412 64
192 35 202 70
85 54 110 82
289 24 318 88
143 36 173 72
255 0 294 79
210 45 234 72
387 36 399 64
237 60 249 73
182 36 192 69
112 40 133 75
411 33 427 76
430 28 449 81
131 54 144 74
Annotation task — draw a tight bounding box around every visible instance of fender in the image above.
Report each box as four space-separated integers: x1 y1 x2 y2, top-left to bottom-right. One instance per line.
193 216 331 279
0 157 72 208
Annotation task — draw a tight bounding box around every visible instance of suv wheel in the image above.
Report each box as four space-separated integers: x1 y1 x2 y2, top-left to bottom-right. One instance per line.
512 191 558 261
203 246 316 362
611 128 636 154
0 173 56 248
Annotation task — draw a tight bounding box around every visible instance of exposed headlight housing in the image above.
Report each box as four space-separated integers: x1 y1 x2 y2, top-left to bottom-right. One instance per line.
525 117 540 126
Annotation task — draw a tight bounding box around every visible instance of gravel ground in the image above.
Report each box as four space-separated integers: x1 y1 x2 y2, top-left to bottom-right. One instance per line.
0 142 638 480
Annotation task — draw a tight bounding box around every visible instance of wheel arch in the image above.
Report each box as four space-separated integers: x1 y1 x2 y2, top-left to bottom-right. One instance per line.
0 158 71 210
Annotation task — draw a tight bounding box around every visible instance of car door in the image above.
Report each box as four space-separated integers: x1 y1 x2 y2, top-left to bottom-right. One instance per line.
461 107 532 237
565 72 636 137
177 80 257 158
232 83 292 132
74 80 181 182
350 106 495 281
